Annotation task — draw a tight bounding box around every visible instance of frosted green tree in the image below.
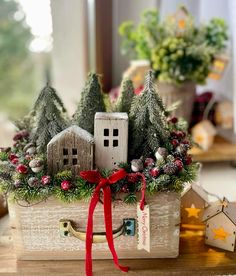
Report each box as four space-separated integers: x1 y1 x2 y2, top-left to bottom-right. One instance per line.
129 70 170 159
73 73 105 134
31 85 67 152
116 78 134 113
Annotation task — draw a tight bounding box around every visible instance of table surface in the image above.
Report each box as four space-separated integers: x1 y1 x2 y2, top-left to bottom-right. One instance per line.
190 136 236 162
0 215 236 276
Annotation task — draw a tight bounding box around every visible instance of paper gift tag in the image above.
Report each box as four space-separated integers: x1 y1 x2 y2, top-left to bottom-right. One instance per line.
137 204 150 252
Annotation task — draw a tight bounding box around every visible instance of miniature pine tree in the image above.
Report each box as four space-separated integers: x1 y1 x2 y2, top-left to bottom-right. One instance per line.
73 72 105 134
129 70 170 159
116 78 134 113
31 85 67 153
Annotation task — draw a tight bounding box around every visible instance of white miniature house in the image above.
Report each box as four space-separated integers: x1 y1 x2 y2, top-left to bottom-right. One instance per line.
202 198 236 252
47 125 94 176
94 112 128 169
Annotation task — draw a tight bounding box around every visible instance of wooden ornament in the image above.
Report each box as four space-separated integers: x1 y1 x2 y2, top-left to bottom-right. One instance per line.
123 60 150 89
94 112 128 169
181 183 209 229
203 198 236 252
47 125 94 176
191 120 217 151
215 100 233 129
208 54 229 80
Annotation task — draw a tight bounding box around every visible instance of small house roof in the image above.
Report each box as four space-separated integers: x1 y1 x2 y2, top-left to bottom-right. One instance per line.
192 120 217 136
181 183 209 203
47 125 94 146
95 112 128 121
202 198 236 226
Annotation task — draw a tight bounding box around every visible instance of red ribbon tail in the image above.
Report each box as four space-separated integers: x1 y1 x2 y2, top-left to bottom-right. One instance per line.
135 173 146 211
103 186 129 273
86 191 100 276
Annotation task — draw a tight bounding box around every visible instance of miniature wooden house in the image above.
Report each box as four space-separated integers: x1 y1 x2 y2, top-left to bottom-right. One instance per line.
94 112 128 169
191 120 217 151
123 60 150 89
181 183 209 227
202 198 236 252
215 100 234 129
47 125 94 175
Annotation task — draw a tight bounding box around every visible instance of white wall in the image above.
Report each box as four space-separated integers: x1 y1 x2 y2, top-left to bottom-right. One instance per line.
51 0 88 115
112 0 160 86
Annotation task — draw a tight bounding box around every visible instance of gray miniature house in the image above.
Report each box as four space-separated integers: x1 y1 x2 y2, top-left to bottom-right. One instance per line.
202 198 236 252
47 125 94 175
94 112 128 169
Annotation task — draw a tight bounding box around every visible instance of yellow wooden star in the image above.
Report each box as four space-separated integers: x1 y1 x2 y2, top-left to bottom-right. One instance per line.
213 227 230 241
185 204 201 218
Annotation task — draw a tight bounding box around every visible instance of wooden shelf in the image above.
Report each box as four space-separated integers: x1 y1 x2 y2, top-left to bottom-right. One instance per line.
1 215 236 275
190 136 236 162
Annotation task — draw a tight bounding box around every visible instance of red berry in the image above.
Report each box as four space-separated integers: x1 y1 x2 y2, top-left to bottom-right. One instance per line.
121 185 129 193
150 167 160 177
11 158 19 165
171 131 178 137
16 164 28 174
144 158 154 167
13 133 23 141
61 180 71 191
41 175 51 185
185 155 192 165
171 139 179 147
176 131 186 139
170 117 178 124
182 140 190 145
174 159 184 171
9 153 18 161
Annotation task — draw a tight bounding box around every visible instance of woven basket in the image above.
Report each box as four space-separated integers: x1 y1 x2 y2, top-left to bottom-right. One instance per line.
157 81 196 123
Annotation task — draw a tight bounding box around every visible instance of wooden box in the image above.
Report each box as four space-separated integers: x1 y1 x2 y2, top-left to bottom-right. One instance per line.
8 192 180 260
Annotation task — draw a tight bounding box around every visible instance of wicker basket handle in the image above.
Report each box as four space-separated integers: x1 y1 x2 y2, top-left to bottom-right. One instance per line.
59 218 135 243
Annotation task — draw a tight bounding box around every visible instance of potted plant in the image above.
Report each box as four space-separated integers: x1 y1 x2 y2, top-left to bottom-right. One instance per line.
119 7 228 122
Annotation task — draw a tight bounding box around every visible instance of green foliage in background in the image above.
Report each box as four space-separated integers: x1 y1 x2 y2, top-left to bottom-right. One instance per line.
0 0 36 118
119 7 228 85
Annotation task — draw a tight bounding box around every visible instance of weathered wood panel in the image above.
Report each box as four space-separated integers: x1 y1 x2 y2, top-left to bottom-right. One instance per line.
94 113 128 169
47 126 94 175
8 192 180 260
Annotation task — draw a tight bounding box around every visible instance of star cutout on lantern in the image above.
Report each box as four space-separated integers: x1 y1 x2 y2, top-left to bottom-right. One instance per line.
185 203 201 218
213 227 230 241
133 73 142 83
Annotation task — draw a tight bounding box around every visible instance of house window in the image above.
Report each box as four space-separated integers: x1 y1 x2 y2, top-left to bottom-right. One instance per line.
63 148 68 155
72 148 77 155
113 140 118 147
63 159 69 165
72 158 77 165
104 129 109 136
113 129 119 136
104 140 109 147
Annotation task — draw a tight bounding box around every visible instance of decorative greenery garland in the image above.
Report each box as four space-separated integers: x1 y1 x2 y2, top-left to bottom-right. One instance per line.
0 71 199 204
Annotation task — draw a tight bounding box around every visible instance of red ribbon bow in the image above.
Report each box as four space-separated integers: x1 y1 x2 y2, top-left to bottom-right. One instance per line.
80 169 147 276
80 169 129 276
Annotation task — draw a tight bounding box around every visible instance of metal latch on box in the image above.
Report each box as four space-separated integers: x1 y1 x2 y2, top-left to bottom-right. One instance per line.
59 218 135 243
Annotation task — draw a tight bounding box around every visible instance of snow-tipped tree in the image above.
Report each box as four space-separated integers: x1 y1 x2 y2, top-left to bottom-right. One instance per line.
73 73 105 134
116 78 135 113
129 70 170 159
31 85 67 153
